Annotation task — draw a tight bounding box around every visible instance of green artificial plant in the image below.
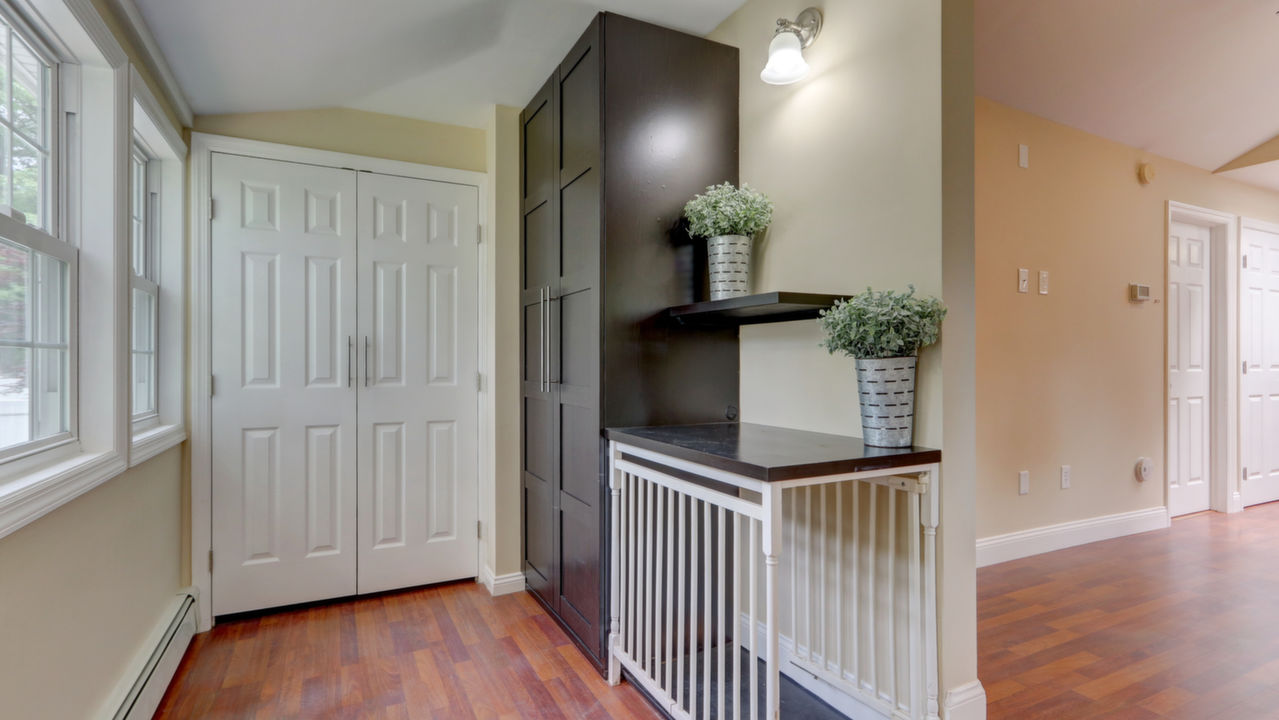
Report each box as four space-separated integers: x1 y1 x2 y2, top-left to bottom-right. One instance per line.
818 286 947 359
682 182 774 239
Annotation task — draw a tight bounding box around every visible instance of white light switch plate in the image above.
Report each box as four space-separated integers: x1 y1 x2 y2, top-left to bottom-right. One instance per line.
1018 268 1029 293
1019 470 1030 495
1039 270 1049 295
1018 144 1029 169
1061 465 1071 489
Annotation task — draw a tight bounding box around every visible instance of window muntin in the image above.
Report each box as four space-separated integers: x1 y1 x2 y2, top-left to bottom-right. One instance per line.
129 143 157 423
0 12 52 231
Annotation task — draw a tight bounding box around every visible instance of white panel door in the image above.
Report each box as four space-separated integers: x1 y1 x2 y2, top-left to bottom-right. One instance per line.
1167 221 1212 517
356 172 479 593
211 154 359 615
1241 225 1279 506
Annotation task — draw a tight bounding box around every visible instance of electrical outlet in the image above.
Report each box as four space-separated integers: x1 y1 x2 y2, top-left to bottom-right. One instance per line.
1018 268 1029 293
1019 470 1030 495
1061 465 1071 489
1018 144 1029 169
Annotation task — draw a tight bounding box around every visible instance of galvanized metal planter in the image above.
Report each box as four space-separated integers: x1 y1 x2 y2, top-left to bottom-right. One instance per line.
707 234 752 300
855 356 918 448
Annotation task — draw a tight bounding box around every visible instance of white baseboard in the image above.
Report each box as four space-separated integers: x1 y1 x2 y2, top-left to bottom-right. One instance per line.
977 507 1170 568
1229 490 1244 514
479 565 525 597
942 680 988 720
101 589 198 720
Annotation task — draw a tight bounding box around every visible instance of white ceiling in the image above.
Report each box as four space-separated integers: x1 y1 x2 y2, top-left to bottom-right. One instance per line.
977 0 1279 191
132 0 747 129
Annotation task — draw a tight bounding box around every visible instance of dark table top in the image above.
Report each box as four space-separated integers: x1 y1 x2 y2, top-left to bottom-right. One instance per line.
604 422 941 482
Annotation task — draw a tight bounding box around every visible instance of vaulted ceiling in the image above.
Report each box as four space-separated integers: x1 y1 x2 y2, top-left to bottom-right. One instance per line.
977 0 1279 191
130 0 748 129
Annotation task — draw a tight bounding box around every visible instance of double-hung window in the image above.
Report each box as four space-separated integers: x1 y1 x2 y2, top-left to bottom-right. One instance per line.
0 9 71 461
129 141 157 428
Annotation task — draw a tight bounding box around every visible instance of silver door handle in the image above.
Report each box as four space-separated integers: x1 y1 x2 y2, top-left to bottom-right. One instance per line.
347 336 353 387
364 336 370 387
547 293 558 386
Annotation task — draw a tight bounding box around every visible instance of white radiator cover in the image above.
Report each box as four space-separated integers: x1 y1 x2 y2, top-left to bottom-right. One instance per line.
104 590 197 720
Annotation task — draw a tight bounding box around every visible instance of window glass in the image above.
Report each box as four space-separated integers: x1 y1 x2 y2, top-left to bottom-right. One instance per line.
0 15 50 230
131 287 155 416
0 238 67 450
130 149 157 421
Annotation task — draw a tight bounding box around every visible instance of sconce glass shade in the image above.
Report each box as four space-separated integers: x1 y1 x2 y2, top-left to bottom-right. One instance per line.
760 30 808 85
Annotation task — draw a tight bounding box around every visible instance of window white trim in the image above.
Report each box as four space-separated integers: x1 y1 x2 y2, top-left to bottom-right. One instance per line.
0 0 131 540
188 132 489 630
128 64 183 465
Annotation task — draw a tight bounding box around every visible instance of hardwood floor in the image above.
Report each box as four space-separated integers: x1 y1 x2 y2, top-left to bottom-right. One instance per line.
156 581 661 719
979 502 1279 719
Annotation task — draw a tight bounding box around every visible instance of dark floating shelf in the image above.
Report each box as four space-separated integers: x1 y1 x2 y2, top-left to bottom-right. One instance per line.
665 291 848 327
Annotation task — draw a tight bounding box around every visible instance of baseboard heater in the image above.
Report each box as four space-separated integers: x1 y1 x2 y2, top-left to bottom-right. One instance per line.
111 592 197 720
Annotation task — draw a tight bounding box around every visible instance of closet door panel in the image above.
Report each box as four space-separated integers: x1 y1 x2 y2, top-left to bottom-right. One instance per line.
355 172 480 594
210 154 358 616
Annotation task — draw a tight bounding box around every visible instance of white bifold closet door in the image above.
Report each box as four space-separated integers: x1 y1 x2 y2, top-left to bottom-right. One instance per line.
210 153 478 616
1242 224 1279 507
355 171 479 594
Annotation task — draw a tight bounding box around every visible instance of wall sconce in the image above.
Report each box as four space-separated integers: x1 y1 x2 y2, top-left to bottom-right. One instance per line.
760 7 823 85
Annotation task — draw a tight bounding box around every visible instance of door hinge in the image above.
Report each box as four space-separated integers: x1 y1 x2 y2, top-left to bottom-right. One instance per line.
210 374 216 396
209 198 215 220
1243 466 1249 482
1243 361 1249 375
477 224 483 244
1243 254 1249 269
208 549 214 573
476 372 484 392
476 520 482 539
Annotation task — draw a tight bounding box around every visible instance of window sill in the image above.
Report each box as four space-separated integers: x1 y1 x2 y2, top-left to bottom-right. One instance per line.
0 449 127 540
130 423 185 467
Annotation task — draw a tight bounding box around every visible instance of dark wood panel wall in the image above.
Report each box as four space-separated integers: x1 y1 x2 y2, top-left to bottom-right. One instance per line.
520 12 740 669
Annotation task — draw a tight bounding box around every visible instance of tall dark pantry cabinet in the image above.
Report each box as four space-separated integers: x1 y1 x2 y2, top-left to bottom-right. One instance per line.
520 13 741 668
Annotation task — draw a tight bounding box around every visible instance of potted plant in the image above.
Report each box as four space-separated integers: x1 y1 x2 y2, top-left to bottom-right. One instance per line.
818 286 947 448
683 182 774 300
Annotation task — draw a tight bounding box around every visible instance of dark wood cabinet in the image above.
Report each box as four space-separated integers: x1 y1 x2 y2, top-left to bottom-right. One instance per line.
520 12 740 669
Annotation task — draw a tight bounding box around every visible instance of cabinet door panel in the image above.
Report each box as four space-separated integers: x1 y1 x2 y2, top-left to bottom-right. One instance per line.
555 17 604 661
522 73 562 610
559 488 601 644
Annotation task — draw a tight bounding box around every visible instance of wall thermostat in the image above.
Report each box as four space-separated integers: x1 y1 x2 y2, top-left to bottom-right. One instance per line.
1129 284 1151 302
1135 457 1153 483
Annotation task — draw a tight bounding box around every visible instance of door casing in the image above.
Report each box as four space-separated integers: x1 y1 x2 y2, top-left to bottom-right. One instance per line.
190 133 490 630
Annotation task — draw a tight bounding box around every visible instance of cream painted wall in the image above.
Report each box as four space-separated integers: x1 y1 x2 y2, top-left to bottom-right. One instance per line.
485 104 522 578
0 448 182 719
709 0 944 446
193 108 486 173
976 97 1279 539
711 0 983 711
